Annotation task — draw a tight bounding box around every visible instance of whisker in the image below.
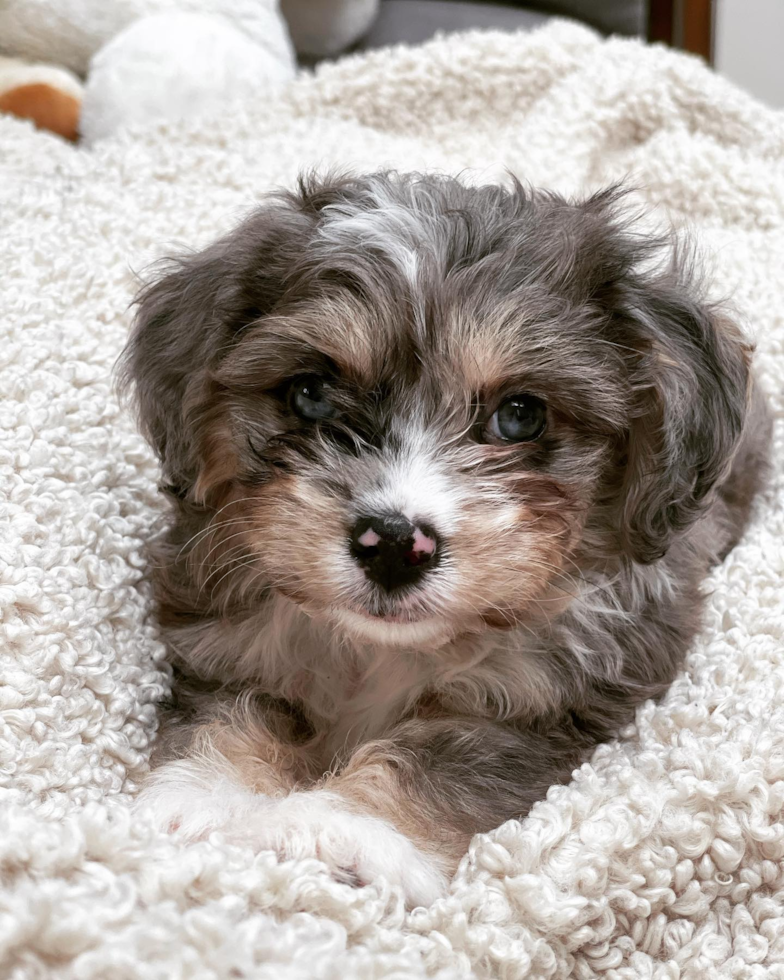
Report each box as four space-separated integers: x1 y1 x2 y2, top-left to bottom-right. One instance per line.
176 511 257 560
207 556 261 604
177 516 253 560
194 528 256 567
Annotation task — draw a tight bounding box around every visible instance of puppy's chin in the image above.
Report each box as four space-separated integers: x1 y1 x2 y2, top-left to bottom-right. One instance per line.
329 608 457 649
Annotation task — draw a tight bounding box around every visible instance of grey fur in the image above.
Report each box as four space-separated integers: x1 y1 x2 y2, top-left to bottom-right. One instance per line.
121 172 770 871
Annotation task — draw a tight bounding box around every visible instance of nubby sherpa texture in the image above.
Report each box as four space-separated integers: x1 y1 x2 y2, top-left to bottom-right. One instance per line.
1 21 784 979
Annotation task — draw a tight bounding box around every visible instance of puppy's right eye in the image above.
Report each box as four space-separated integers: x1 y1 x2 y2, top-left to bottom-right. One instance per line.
487 394 547 443
289 376 338 421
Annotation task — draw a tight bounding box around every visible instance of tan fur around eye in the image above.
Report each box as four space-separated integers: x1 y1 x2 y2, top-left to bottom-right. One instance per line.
193 418 238 505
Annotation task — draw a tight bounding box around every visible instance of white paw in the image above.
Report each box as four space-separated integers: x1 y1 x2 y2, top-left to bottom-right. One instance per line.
133 759 267 843
134 763 447 908
246 790 448 908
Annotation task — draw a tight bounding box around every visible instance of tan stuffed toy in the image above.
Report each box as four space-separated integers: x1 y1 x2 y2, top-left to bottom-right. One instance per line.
0 55 83 140
0 0 379 143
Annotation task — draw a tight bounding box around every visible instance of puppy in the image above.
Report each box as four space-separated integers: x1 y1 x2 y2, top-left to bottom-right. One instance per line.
122 172 768 907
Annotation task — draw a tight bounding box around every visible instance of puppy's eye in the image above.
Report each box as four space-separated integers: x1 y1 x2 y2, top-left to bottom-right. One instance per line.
289 376 337 421
488 395 547 442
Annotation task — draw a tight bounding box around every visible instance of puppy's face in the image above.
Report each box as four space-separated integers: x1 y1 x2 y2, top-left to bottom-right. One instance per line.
209 265 619 648
126 175 749 649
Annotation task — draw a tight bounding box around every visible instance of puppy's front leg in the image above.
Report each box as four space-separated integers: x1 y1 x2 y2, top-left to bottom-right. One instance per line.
321 716 588 896
246 716 585 908
136 707 585 909
134 699 448 907
134 695 311 843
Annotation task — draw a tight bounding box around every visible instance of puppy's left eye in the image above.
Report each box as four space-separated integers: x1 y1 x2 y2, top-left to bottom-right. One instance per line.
488 395 547 442
289 376 338 421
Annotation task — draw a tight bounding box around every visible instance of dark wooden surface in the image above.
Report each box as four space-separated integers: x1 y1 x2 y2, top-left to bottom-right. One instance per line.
648 0 675 44
682 0 713 61
648 0 714 63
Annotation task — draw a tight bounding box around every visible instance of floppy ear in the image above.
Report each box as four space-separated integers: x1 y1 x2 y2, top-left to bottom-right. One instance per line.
617 273 751 563
119 204 310 497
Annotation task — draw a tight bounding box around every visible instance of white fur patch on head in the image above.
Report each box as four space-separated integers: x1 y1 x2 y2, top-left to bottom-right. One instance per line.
313 178 442 332
317 198 422 285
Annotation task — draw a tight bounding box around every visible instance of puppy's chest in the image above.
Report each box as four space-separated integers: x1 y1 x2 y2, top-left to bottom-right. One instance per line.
279 653 432 751
265 638 549 755
228 605 558 751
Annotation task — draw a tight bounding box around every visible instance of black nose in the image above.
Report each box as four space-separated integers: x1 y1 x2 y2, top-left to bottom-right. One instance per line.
350 514 439 592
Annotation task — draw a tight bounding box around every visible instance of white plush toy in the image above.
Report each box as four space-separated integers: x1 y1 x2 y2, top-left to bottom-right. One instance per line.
0 0 379 143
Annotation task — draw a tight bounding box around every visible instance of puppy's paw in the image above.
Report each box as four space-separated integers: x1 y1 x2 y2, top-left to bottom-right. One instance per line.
249 790 448 909
134 759 267 843
134 766 446 907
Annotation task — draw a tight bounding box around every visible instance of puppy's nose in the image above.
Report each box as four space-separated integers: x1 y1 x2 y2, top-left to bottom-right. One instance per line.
350 514 438 592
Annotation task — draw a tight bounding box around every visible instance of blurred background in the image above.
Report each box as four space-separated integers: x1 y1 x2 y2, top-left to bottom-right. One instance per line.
0 0 781 146
332 0 782 109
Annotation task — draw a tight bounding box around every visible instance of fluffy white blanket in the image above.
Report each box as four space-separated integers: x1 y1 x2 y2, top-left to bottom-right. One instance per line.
1 21 783 979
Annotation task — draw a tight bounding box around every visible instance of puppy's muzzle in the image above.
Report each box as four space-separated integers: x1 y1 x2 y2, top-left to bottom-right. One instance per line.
350 514 439 592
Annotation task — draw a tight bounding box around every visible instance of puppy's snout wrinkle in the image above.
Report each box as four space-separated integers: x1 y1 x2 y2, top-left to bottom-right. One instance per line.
350 514 439 592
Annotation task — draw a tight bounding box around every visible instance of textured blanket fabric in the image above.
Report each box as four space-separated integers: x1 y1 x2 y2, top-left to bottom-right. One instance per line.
1 21 784 979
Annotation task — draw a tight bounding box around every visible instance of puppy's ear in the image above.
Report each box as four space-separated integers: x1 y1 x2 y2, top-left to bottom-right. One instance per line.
119 204 309 497
617 270 751 563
